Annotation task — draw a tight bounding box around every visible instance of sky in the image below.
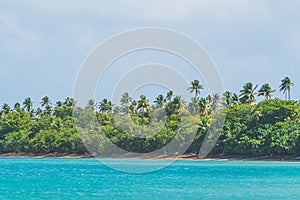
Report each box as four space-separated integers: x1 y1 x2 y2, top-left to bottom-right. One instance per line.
0 0 300 107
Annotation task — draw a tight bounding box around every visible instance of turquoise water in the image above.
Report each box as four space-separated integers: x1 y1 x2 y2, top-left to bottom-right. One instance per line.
1 158 300 199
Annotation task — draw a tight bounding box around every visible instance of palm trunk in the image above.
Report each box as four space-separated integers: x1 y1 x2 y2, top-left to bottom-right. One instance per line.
141 109 144 137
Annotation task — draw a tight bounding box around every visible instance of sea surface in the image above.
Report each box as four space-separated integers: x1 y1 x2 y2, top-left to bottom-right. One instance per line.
0 158 300 199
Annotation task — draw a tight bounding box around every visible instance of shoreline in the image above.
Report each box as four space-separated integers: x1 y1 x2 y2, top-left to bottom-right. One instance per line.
1 152 300 162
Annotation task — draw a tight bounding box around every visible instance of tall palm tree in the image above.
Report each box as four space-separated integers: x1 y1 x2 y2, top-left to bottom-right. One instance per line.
231 93 240 105
23 97 33 113
41 96 52 116
170 95 184 113
206 95 212 106
137 95 149 113
120 92 132 114
166 90 174 102
222 91 231 106
258 84 276 100
13 102 21 111
154 94 166 108
106 101 113 114
211 93 221 110
188 97 199 115
239 82 258 105
113 106 121 115
120 92 132 107
99 99 108 113
129 100 137 115
64 97 75 108
99 99 113 114
279 77 294 100
188 79 204 98
137 95 149 126
198 97 209 117
55 101 63 108
174 95 186 113
86 99 97 111
41 96 51 109
36 108 43 118
2 103 11 114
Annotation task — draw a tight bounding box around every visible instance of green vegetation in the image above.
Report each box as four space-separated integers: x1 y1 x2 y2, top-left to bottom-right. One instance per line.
0 77 299 157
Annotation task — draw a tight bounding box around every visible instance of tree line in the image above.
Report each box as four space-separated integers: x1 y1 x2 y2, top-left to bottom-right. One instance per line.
0 76 299 157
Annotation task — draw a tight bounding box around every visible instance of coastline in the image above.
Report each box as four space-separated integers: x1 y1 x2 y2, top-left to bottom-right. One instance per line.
1 152 300 162
0 152 94 159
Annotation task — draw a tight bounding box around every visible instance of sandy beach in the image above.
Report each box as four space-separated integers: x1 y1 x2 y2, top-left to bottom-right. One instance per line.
1 152 300 162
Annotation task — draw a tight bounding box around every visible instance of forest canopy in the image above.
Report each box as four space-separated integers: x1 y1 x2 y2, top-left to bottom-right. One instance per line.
0 77 299 157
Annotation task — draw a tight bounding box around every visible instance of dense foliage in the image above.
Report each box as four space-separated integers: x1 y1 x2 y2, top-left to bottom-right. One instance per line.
0 77 299 157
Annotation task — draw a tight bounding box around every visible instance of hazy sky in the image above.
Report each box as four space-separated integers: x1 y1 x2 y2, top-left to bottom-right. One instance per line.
1 0 300 106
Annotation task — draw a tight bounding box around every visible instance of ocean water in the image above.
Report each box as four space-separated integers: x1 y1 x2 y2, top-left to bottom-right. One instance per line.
0 158 300 199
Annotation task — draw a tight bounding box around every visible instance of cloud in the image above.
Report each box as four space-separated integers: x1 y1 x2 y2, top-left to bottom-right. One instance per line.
2 0 272 23
0 11 41 58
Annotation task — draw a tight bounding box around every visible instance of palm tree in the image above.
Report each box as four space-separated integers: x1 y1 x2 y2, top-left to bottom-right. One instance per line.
129 100 137 115
258 84 276 100
239 82 258 105
120 92 132 107
231 93 240 105
86 99 97 111
64 97 75 108
106 101 113 114
41 96 51 109
137 95 149 113
36 108 43 118
188 97 199 115
14 103 21 110
174 95 186 113
166 90 174 102
154 94 166 108
41 96 52 116
279 77 294 100
99 99 108 113
99 99 113 114
2 103 11 114
222 91 231 106
120 92 132 114
188 80 204 98
137 95 149 126
206 95 212 106
198 97 209 117
171 95 184 112
113 106 121 115
23 97 33 113
211 93 221 110
55 101 63 108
